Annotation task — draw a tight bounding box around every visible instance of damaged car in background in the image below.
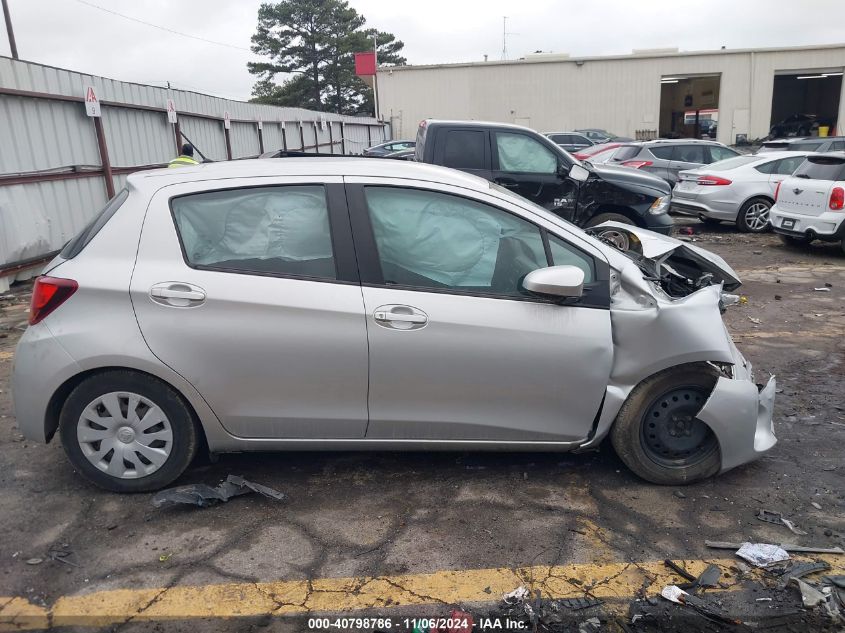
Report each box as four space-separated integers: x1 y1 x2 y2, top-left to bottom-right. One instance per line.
12 158 774 492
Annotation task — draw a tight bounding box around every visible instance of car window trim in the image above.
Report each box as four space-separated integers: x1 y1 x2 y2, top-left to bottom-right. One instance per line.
166 181 360 285
344 182 610 309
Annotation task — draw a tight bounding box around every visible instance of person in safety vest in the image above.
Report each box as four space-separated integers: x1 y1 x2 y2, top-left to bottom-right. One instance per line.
168 143 199 168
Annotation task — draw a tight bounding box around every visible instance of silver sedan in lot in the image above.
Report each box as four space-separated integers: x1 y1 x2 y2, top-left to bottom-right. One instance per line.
12 159 776 492
671 152 813 232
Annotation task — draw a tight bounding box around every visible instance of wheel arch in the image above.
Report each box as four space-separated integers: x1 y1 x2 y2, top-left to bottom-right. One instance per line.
44 366 206 448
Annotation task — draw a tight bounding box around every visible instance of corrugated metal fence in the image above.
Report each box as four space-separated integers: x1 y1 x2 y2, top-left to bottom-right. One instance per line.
0 56 388 291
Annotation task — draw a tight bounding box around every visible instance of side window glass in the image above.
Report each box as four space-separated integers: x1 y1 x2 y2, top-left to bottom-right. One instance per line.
709 146 738 162
675 145 706 163
442 130 486 169
171 186 336 279
61 188 129 259
754 160 776 174
777 156 804 175
649 146 675 160
365 187 547 297
548 235 595 283
496 132 558 174
831 141 845 151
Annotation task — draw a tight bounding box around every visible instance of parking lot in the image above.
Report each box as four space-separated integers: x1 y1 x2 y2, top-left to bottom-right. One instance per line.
0 219 843 631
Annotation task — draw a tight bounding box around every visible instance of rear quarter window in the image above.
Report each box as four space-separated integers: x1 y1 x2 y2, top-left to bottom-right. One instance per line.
793 157 845 181
60 188 129 259
648 146 675 160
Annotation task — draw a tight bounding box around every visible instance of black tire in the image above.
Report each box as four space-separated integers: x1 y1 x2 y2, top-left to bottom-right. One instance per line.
698 215 721 226
59 370 199 492
778 233 811 248
737 197 772 233
586 213 635 250
610 364 721 485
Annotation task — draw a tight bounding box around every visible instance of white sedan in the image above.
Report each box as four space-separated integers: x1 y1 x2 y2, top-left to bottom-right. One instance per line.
671 151 814 232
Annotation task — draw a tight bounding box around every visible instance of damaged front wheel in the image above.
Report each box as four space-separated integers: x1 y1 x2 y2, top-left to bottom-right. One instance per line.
610 364 721 485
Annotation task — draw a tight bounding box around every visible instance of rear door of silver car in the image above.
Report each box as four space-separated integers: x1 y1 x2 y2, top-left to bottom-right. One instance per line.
130 177 369 439
345 177 614 442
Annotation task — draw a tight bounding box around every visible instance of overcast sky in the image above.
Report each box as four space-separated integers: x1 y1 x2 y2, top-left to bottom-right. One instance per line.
2 0 844 101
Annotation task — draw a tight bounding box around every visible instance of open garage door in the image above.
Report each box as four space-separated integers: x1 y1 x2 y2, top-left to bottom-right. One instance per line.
770 70 842 138
659 74 721 140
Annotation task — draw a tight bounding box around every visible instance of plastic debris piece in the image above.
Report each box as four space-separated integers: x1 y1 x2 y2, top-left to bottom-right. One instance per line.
25 558 43 565
158 553 172 562
663 559 696 582
578 617 601 633
756 597 773 602
784 561 831 581
824 575 845 589
811 502 822 510
559 597 604 610
813 287 831 292
694 565 721 589
151 475 286 509
756 509 808 535
661 585 688 604
791 577 826 608
502 586 529 603
735 542 790 567
706 541 844 555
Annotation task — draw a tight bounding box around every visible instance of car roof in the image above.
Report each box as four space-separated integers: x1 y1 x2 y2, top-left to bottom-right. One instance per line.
546 131 589 135
750 150 816 160
125 157 491 193
424 119 537 133
642 138 724 146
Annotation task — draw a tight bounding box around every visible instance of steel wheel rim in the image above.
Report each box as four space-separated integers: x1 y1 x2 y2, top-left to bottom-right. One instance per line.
639 386 717 469
598 229 631 251
745 202 771 231
77 391 173 479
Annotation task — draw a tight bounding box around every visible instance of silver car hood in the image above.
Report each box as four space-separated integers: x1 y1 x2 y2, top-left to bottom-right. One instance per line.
592 222 742 291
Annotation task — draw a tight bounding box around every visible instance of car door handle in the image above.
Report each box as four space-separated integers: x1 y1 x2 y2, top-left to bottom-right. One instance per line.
150 282 206 307
373 305 428 329
496 179 520 189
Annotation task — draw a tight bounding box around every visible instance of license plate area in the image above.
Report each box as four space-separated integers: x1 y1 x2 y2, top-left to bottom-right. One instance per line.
781 218 796 229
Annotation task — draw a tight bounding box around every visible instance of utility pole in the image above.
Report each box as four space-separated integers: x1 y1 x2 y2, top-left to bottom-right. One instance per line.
372 33 380 121
501 16 507 60
2 0 19 60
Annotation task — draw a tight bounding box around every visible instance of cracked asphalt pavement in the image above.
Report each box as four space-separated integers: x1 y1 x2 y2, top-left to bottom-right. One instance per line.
0 220 844 631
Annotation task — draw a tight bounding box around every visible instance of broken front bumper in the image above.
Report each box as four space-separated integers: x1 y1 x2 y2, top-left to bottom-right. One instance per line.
697 375 777 473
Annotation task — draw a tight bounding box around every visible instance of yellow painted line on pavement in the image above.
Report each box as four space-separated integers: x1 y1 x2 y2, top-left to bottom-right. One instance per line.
2 555 843 630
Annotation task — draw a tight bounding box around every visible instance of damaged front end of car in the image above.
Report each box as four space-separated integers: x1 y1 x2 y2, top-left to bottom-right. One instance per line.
583 222 777 473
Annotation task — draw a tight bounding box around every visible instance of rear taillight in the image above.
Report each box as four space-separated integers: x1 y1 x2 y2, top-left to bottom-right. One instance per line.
696 175 732 186
29 276 78 325
774 181 782 202
621 160 653 168
830 186 844 210
573 153 587 160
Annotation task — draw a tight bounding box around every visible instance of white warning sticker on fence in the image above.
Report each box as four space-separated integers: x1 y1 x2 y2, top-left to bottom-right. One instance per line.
166 99 177 124
84 85 101 117
223 111 231 130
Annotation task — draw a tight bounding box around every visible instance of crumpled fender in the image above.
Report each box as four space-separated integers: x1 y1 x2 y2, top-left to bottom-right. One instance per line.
581 259 742 451
698 375 777 473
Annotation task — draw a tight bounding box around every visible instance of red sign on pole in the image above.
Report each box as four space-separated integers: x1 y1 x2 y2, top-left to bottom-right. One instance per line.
354 51 376 76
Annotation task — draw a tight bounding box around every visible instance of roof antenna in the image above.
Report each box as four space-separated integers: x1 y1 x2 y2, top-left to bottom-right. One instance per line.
501 16 516 60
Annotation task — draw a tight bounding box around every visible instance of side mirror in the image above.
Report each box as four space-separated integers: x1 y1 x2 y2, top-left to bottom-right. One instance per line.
568 163 590 182
522 265 585 299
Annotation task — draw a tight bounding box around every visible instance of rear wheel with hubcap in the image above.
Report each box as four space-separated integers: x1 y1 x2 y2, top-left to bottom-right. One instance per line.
737 197 772 233
59 370 199 492
610 364 721 485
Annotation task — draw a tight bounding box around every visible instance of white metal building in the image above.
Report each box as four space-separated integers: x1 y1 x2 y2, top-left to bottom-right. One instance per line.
377 44 845 145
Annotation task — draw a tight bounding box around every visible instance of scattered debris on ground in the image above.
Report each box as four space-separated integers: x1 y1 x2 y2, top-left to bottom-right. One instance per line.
151 474 285 509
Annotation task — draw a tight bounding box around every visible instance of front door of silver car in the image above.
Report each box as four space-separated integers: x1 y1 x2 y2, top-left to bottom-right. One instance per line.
344 178 614 442
130 177 369 439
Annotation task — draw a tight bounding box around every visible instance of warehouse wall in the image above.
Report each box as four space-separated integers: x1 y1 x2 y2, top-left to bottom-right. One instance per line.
0 56 388 289
378 44 845 146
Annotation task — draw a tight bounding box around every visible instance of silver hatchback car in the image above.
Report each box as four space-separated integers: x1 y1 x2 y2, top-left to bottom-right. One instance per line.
12 159 776 492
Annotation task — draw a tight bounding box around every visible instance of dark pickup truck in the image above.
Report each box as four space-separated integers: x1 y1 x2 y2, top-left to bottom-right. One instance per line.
415 119 673 235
